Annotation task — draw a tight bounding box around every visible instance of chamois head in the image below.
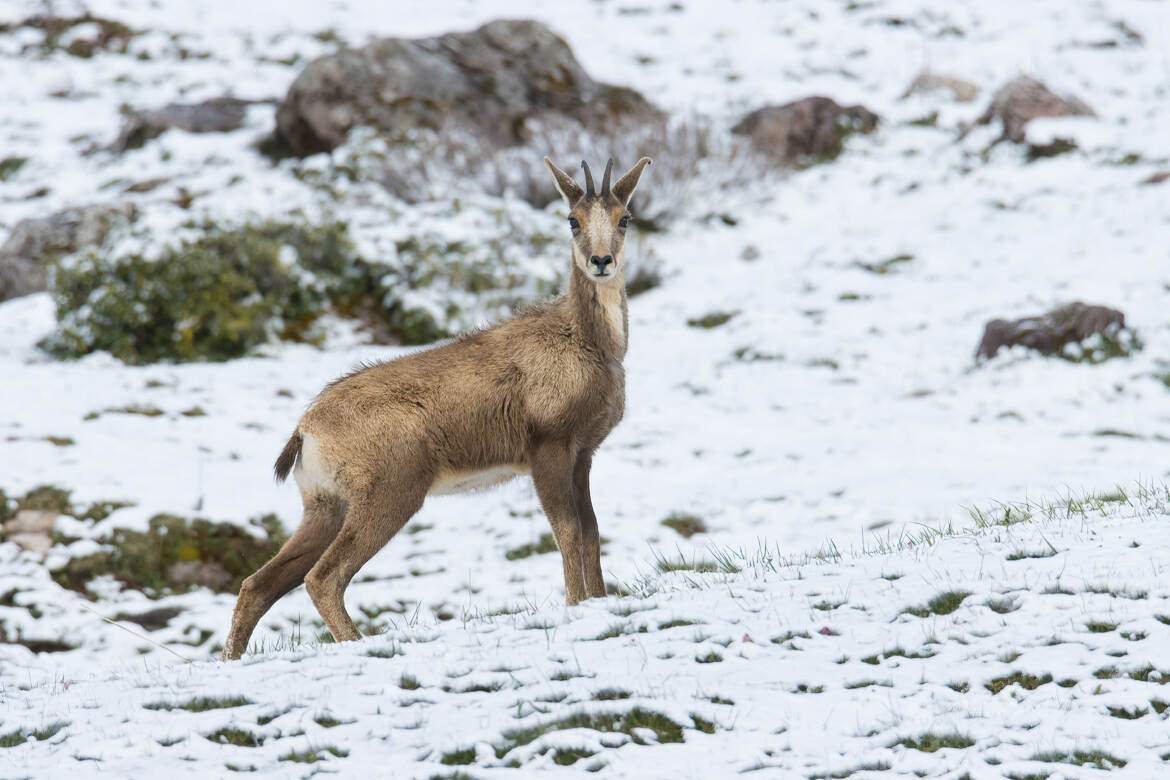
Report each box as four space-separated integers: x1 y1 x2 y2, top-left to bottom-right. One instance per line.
544 156 653 285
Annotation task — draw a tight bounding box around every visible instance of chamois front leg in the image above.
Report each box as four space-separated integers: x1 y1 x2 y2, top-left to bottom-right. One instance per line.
572 451 606 599
530 440 587 605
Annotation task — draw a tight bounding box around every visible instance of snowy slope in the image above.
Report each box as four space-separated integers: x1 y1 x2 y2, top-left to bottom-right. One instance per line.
4 489 1170 777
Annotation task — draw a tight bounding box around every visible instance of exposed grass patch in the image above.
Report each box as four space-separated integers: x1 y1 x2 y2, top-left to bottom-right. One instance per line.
904 590 972 617
279 745 348 763
314 713 350 728
791 683 824 694
687 311 737 329
853 254 914 275
695 651 723 664
843 679 892 689
206 727 264 747
593 688 632 701
893 732 974 752
493 708 712 760
146 696 251 712
861 647 936 664
440 747 477 766
660 512 707 538
654 551 719 573
658 618 700 630
1006 548 1057 560
0 156 28 182
986 671 1053 694
1086 620 1117 633
367 644 403 659
810 762 892 779
551 747 595 765
1107 705 1147 720
505 533 558 560
399 673 421 690
594 623 647 640
0 721 68 748
1031 749 1126 769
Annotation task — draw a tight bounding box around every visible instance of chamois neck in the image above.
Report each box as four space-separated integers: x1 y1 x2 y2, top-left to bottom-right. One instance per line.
567 263 628 359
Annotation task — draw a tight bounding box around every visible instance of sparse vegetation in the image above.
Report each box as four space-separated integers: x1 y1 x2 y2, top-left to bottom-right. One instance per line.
893 732 974 752
904 590 972 617
146 696 251 712
505 533 558 560
660 512 707 538
52 513 287 597
687 311 737 329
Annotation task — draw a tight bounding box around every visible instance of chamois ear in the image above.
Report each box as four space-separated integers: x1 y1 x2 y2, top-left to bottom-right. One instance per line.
611 157 653 207
544 157 585 206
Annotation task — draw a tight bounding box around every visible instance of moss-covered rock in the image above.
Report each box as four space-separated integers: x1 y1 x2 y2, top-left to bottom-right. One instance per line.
52 513 287 597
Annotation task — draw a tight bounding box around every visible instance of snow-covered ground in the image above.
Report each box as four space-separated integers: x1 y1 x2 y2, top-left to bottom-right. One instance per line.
6 489 1170 777
2 0 1169 775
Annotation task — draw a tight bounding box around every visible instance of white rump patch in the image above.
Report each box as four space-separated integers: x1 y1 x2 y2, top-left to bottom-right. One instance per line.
429 465 529 496
293 433 340 496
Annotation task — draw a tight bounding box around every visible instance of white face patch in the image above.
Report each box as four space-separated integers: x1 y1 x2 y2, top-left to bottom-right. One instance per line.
576 200 621 278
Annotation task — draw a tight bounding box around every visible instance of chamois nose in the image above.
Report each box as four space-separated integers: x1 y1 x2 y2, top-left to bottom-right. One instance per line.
589 255 613 274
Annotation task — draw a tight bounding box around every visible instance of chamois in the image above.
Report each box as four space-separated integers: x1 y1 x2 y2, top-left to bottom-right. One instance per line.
223 156 652 660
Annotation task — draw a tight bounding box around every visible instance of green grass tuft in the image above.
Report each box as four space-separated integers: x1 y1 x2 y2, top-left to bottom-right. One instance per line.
893 732 974 752
146 696 251 712
904 590 972 617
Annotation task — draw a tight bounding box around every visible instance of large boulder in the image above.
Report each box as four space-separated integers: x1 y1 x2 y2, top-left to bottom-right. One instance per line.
962 75 1095 144
731 97 879 166
0 203 134 302
976 302 1129 361
275 19 661 156
110 97 255 153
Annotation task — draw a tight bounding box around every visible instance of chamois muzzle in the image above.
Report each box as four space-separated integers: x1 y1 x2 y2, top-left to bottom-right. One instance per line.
589 254 614 276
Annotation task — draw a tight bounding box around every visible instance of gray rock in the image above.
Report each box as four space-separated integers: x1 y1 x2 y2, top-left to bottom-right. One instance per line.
0 202 134 302
962 75 1095 144
976 302 1126 361
5 509 56 535
110 97 255 153
166 559 234 591
901 71 979 103
731 97 879 166
275 19 662 156
7 532 51 555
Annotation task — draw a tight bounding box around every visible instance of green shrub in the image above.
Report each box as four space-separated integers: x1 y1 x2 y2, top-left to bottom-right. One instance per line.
42 220 361 364
42 215 564 364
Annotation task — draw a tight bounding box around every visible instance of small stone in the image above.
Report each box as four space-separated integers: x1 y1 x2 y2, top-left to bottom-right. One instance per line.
740 245 761 261
5 509 57 535
167 560 234 591
901 71 979 103
7 532 52 556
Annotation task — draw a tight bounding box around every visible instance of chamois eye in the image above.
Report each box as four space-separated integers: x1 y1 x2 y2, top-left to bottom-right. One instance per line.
568 217 580 230
618 215 630 228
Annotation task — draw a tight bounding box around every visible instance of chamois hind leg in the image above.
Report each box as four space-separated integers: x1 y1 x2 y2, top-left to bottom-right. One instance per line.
223 493 344 660
531 441 587 605
572 451 606 599
305 475 429 643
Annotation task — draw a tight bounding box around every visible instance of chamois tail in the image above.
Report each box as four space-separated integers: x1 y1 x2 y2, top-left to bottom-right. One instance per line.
274 432 303 483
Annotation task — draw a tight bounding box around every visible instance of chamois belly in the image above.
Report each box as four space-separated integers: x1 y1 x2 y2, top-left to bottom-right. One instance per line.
428 464 530 496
